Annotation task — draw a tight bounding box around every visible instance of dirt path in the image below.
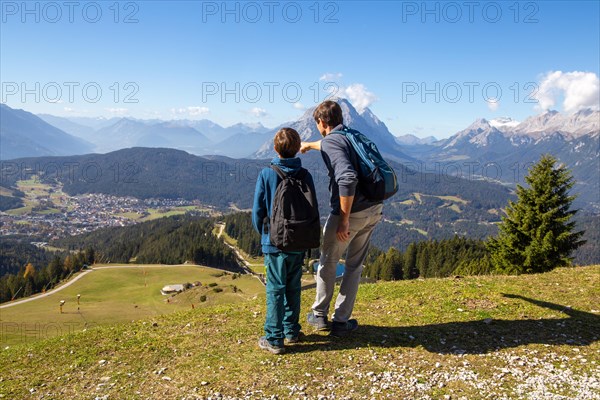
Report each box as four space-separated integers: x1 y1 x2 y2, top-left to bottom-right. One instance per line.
0 269 93 309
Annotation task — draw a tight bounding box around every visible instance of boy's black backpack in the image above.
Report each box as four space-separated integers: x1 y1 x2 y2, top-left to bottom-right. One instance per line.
331 127 398 201
268 165 321 252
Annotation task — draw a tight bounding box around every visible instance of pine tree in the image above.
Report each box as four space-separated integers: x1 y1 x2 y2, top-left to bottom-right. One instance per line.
487 154 585 274
388 248 404 280
403 243 419 279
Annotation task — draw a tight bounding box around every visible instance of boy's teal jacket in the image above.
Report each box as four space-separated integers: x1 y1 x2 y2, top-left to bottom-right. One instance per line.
252 156 316 254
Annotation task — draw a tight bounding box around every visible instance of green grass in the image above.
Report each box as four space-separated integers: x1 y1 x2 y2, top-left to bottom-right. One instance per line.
140 206 210 221
115 211 141 219
1 266 598 399
435 195 469 204
4 205 34 216
0 265 263 346
35 207 61 215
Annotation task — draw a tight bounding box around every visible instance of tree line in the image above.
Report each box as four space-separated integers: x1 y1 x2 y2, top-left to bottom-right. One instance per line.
363 236 492 280
0 249 94 303
222 212 262 257
55 215 241 270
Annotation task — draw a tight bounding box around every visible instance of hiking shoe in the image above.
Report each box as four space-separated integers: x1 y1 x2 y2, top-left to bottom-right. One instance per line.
330 319 358 336
285 332 304 343
307 312 330 331
258 336 285 354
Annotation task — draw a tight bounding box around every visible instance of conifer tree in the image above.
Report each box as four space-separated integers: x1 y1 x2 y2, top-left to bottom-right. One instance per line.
487 154 585 274
403 243 419 279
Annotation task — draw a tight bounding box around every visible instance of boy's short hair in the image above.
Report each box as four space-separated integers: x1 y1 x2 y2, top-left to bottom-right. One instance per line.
313 100 343 128
274 127 301 158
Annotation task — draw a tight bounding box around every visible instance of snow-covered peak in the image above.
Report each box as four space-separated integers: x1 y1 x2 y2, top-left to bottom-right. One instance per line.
510 108 599 138
489 117 520 129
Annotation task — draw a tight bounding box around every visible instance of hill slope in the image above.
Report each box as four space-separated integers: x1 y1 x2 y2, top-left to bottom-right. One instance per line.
1 266 598 399
0 265 264 345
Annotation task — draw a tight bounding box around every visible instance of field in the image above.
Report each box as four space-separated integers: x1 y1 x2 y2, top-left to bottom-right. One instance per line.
3 178 63 216
1 266 598 399
0 265 264 346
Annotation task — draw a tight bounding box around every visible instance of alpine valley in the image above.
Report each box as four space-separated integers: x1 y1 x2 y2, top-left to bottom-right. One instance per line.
0 100 598 262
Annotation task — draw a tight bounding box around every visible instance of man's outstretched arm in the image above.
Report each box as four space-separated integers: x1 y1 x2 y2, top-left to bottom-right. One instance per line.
300 140 322 153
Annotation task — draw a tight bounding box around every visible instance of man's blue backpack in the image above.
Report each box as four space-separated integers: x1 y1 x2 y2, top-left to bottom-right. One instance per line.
331 127 398 201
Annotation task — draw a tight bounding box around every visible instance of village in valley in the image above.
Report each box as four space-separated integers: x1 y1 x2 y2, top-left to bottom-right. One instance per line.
0 177 215 241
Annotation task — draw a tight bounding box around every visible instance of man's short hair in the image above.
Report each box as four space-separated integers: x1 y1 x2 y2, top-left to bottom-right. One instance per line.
313 100 343 128
274 127 301 158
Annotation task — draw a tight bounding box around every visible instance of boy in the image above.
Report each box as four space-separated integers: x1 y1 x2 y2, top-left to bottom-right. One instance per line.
252 127 318 354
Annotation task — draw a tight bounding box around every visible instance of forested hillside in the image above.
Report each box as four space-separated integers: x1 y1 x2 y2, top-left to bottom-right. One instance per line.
55 215 240 269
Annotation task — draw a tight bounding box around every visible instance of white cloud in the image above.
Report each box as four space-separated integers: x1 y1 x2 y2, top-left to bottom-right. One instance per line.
187 106 210 116
535 71 600 113
486 99 499 111
250 107 267 118
319 72 343 81
340 83 378 112
106 108 128 115
63 107 74 112
170 106 210 117
293 102 305 110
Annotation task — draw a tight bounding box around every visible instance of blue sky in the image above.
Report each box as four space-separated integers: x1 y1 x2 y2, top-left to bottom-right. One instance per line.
1 0 599 138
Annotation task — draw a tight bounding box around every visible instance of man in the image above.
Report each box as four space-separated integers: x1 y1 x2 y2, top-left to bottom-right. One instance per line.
301 100 383 336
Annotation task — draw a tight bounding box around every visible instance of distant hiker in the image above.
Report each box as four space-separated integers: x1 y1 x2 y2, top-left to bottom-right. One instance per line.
252 127 320 354
301 100 386 336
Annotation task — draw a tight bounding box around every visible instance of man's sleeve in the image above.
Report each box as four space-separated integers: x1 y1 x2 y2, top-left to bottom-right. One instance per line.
251 171 266 234
321 135 358 197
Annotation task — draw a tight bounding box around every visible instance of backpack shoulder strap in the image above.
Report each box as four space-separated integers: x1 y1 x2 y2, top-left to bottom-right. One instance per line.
272 165 308 181
270 165 287 180
330 126 357 136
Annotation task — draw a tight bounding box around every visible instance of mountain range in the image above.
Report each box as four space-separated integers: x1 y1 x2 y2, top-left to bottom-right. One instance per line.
254 98 415 162
1 101 598 209
36 113 270 157
0 104 94 159
400 108 599 210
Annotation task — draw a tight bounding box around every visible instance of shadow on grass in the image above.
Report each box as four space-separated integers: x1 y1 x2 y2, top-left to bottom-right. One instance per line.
289 294 600 355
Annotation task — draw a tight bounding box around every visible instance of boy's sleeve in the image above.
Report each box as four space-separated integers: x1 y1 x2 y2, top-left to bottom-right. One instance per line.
252 170 266 234
321 135 358 197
